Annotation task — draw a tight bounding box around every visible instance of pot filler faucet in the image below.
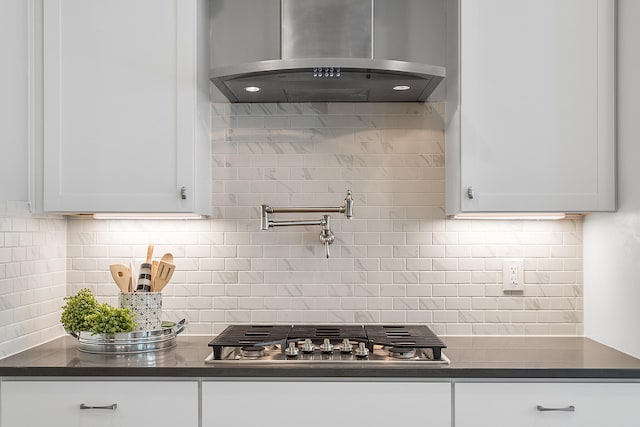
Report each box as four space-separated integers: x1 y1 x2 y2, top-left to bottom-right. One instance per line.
260 190 353 258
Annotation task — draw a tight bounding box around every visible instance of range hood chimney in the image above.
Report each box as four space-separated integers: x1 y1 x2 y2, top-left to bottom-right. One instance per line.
209 0 446 103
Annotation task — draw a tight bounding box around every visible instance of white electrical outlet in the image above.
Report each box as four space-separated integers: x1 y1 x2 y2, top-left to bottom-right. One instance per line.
502 258 524 292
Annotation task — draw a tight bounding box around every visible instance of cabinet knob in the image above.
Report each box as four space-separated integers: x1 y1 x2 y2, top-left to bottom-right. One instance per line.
467 186 475 199
180 186 187 200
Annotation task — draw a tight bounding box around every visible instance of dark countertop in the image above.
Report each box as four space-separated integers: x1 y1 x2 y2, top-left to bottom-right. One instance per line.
1 335 640 379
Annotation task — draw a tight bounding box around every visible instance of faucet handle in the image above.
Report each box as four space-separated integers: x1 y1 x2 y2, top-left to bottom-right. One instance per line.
344 190 353 219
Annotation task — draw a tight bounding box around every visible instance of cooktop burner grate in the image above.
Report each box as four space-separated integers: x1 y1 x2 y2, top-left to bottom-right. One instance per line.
364 325 446 359
208 325 291 359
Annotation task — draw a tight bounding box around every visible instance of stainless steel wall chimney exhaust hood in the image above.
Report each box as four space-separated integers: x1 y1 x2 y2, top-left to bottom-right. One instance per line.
209 0 446 103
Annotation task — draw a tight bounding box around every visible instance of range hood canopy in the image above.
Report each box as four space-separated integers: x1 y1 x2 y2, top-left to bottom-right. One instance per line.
211 58 444 103
209 0 446 103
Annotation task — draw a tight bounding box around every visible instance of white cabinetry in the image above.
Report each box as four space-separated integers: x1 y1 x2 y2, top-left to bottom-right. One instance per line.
42 0 210 215
0 0 29 203
455 382 640 427
0 380 198 427
446 0 615 214
202 380 451 426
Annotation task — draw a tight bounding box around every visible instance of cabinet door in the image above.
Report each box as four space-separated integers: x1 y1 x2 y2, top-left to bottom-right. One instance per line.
1 380 198 427
455 382 640 427
43 0 209 214
456 0 615 213
202 381 451 426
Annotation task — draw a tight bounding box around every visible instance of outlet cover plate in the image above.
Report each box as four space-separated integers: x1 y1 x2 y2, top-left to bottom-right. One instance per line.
503 258 524 292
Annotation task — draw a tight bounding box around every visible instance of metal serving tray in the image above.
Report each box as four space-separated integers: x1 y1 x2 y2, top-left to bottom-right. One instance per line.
68 319 186 355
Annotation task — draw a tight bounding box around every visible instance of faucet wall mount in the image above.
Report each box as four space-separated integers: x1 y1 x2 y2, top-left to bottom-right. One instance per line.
260 190 353 258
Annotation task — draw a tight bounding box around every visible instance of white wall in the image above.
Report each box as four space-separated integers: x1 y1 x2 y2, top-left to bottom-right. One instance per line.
0 201 67 358
0 1 67 359
584 0 640 357
0 0 29 202
68 102 585 337
0 0 590 351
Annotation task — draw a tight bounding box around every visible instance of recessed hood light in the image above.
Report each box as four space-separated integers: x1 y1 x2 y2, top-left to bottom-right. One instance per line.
244 86 261 92
393 85 411 91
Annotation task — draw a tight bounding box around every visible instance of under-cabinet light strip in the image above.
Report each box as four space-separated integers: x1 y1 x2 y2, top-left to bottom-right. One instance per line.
91 213 203 220
452 213 567 220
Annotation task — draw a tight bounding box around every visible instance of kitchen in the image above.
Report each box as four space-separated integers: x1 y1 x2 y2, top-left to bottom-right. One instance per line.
1 0 640 426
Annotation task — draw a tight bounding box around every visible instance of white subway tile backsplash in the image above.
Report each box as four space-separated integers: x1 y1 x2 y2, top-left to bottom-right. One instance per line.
29 101 583 339
380 258 406 271
0 202 66 358
354 284 380 297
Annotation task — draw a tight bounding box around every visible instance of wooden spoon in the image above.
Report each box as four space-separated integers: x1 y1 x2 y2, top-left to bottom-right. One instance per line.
109 264 131 293
161 253 173 264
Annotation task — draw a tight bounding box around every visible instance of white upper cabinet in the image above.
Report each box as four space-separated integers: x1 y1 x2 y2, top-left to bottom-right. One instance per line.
446 0 615 214
43 0 211 215
1 0 29 203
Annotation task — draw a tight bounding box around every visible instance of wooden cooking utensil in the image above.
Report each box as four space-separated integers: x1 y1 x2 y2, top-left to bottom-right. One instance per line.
161 253 173 264
146 243 154 263
109 264 131 293
129 260 136 292
155 261 175 292
151 260 159 291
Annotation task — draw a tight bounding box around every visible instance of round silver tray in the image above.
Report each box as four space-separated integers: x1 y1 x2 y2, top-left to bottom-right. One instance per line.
68 319 186 354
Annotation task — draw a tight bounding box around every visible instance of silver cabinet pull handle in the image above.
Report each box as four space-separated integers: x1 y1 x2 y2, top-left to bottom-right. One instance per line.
467 186 474 199
80 403 117 410
537 405 575 412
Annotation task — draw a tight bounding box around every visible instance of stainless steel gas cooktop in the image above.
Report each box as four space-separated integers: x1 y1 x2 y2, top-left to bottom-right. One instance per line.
205 324 449 366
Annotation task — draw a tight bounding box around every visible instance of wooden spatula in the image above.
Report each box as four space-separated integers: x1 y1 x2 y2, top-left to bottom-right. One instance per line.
151 260 159 291
109 264 131 293
155 261 175 292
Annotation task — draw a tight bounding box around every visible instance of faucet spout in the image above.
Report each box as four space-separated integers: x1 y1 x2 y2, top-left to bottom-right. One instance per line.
259 191 352 258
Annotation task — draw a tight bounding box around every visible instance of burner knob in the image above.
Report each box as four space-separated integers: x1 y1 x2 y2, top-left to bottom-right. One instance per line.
355 342 369 358
320 338 334 353
339 338 353 353
301 338 315 353
285 342 299 357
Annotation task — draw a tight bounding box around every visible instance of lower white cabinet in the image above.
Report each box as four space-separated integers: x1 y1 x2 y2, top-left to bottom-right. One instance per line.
455 382 640 427
0 380 198 427
4 378 640 426
202 380 451 426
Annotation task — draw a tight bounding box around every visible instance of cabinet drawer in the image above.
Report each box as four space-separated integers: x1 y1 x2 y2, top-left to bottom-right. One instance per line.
455 382 640 427
1 380 198 427
203 380 451 426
